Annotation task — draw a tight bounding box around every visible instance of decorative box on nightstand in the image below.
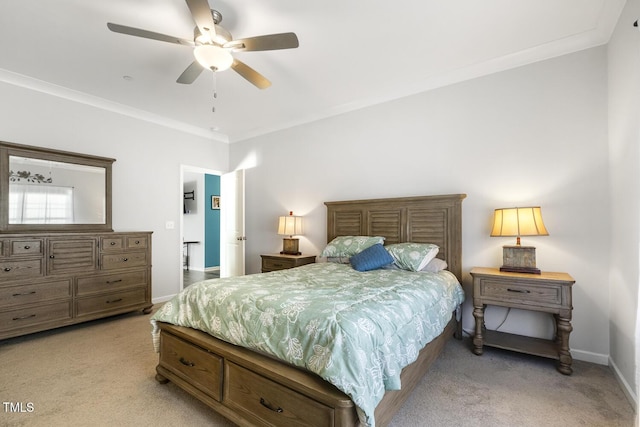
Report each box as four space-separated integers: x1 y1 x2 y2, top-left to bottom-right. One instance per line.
470 267 575 375
260 254 316 273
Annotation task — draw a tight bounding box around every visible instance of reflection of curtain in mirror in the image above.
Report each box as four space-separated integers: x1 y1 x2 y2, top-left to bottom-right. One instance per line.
9 184 75 224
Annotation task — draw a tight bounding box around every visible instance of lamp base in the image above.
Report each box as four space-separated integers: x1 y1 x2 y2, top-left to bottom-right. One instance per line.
499 266 541 274
281 238 301 256
501 245 540 274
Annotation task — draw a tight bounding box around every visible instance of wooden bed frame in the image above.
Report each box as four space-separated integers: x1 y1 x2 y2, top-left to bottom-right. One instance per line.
155 194 466 426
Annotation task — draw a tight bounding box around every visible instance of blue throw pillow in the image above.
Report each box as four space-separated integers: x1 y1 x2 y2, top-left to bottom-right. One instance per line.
350 243 394 272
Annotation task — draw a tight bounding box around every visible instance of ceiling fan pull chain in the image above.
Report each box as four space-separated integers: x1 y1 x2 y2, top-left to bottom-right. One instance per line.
212 72 217 113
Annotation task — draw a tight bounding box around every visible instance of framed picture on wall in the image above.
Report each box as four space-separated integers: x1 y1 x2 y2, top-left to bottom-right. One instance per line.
211 196 221 210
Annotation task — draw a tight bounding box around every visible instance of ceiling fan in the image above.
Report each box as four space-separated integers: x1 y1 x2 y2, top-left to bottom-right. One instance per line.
107 0 299 89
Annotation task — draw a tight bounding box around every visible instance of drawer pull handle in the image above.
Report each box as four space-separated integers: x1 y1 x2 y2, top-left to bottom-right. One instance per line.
3 267 11 272
106 298 123 304
106 279 123 284
13 291 36 297
179 357 195 367
23 245 30 250
507 288 531 294
13 314 36 321
260 397 283 413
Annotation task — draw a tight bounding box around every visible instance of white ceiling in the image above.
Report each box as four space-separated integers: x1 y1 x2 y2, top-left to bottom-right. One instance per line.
0 0 626 143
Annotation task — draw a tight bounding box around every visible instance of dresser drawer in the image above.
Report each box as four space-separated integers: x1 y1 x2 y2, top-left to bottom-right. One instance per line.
0 279 71 308
101 236 125 251
479 278 562 306
77 270 147 295
225 361 333 426
0 301 72 332
100 252 148 270
10 239 43 257
159 332 223 401
126 235 149 250
0 259 44 281
76 287 147 316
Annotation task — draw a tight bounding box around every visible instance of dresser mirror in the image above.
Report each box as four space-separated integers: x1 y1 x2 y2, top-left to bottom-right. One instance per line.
0 141 114 232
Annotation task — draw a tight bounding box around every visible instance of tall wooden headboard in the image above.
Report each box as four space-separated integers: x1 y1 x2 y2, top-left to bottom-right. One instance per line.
325 194 466 281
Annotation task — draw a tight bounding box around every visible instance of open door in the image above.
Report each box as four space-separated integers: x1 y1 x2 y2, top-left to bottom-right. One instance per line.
220 169 245 277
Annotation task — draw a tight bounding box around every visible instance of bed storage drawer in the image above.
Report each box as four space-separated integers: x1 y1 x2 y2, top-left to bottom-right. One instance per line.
225 361 334 427
159 332 223 401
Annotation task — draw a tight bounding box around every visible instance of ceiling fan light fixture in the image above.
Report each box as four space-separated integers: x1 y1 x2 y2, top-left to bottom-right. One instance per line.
194 44 233 71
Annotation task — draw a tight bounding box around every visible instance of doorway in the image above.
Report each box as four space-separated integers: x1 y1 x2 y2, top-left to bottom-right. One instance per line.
180 166 245 289
181 165 221 289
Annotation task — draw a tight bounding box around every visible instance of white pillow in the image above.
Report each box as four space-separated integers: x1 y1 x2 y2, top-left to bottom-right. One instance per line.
385 242 439 272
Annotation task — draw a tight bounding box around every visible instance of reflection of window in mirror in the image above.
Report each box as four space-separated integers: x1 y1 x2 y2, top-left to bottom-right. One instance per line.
8 156 106 225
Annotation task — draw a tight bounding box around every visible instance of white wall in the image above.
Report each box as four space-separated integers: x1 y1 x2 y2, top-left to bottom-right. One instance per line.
0 81 229 301
230 47 611 366
608 0 640 406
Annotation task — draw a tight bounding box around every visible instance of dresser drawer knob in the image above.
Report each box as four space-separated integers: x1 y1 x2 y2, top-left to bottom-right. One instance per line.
13 314 36 321
23 245 30 250
122 258 128 262
507 288 531 294
3 267 11 272
179 357 195 367
110 241 116 245
49 255 55 259
260 397 283 413
135 240 140 245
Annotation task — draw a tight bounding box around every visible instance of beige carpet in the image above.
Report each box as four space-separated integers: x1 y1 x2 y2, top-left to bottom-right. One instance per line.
0 310 635 427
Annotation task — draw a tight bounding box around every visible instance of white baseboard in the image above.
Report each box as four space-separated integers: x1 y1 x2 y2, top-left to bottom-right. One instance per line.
609 356 638 411
152 294 176 304
572 348 609 365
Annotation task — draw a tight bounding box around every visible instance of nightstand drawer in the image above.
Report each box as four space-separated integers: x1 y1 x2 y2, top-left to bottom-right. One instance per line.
479 279 561 306
263 257 296 271
261 254 316 273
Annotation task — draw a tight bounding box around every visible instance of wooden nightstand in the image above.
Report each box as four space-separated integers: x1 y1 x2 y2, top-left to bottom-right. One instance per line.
260 254 316 273
470 267 575 375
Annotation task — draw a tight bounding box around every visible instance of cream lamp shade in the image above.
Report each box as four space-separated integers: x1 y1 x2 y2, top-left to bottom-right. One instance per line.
278 211 303 255
490 206 549 244
491 206 549 274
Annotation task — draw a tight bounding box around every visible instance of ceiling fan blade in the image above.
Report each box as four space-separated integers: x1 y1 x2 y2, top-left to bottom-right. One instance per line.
225 32 299 52
231 59 271 89
176 61 204 84
107 23 194 46
185 0 217 42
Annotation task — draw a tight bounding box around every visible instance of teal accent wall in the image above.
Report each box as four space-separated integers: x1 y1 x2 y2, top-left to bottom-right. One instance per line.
205 174 221 268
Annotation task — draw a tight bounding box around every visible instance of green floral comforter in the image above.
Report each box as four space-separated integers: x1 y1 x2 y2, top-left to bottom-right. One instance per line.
151 262 464 427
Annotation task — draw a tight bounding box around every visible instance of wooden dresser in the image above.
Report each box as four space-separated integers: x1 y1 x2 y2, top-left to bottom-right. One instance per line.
0 231 152 340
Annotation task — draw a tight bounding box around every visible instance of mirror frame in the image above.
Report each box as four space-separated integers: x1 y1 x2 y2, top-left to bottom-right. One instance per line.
0 141 114 233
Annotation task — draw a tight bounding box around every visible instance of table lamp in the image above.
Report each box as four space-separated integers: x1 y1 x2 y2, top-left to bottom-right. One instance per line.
278 211 303 255
490 206 548 274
